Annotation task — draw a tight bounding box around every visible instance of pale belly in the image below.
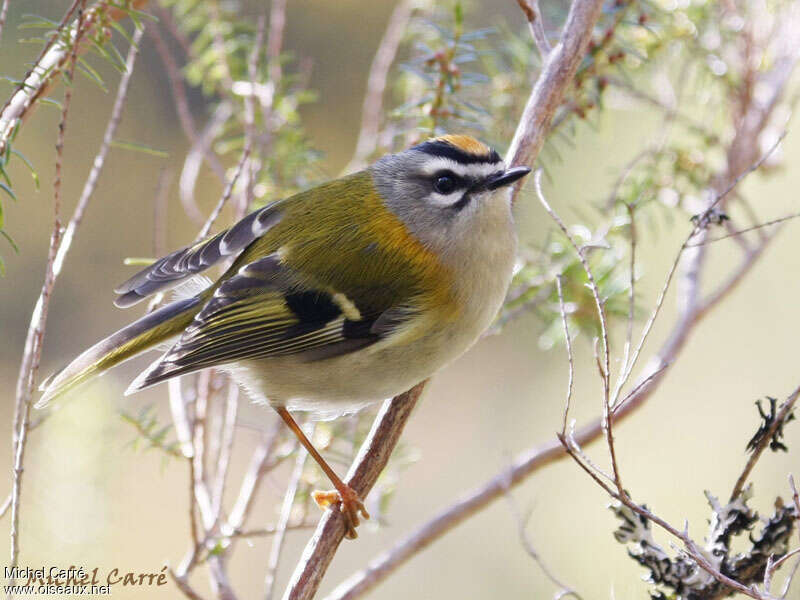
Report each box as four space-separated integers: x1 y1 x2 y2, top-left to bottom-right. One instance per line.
227 310 491 420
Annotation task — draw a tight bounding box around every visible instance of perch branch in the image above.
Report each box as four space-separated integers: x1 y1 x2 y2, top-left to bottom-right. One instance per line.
282 384 425 600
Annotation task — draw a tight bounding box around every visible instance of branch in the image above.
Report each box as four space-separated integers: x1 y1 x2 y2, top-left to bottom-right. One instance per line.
0 0 10 47
282 383 425 600
730 388 800 502
10 3 88 577
505 0 604 183
515 0 551 58
344 0 414 173
0 0 148 155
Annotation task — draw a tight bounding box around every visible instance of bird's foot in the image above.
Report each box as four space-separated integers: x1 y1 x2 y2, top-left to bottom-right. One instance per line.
312 485 370 539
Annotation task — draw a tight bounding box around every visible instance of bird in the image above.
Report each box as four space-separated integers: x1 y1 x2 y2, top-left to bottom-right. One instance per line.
38 134 531 538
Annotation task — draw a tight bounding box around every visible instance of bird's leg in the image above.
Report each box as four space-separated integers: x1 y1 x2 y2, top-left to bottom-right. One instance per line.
274 406 369 539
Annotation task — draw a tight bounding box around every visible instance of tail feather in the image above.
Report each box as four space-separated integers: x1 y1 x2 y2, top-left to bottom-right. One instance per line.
36 297 201 408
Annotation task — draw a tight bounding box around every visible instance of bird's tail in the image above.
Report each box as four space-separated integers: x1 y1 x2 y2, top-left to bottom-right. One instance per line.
36 297 202 408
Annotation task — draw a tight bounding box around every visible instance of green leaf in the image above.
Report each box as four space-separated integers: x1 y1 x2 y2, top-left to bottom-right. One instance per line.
10 149 39 189
77 58 109 91
0 182 16 201
111 140 169 158
38 97 63 111
109 21 136 46
1 229 18 253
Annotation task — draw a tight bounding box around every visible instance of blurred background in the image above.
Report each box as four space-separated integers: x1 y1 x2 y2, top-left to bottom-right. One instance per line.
0 1 798 598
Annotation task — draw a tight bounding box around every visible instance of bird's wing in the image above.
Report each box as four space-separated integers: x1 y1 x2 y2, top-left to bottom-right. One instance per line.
126 253 412 392
114 203 284 307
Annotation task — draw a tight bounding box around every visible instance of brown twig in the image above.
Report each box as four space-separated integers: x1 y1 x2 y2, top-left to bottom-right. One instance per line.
555 276 574 435
283 384 425 600
686 212 800 247
196 142 253 241
265 438 307 600
242 13 267 217
505 491 581 599
505 0 604 185
345 0 414 173
148 23 226 223
0 0 10 47
170 567 210 600
533 170 619 491
730 387 800 502
9 4 86 583
516 0 551 58
53 23 146 279
266 0 287 85
0 0 147 155
559 433 768 599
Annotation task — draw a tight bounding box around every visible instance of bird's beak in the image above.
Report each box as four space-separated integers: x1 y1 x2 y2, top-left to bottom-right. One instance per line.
486 166 532 190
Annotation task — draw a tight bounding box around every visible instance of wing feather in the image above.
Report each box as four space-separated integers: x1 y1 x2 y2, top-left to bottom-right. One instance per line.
127 253 410 391
114 203 284 307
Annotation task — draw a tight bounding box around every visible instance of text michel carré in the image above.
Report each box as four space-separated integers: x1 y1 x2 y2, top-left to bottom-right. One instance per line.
4 566 169 586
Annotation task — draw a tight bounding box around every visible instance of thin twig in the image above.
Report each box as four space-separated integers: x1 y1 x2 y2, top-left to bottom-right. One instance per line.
505 492 581 599
612 203 637 407
171 567 210 600
10 5 85 577
53 24 146 278
266 0 287 85
0 0 147 155
533 170 619 491
196 143 253 241
560 434 768 600
686 212 800 247
212 383 239 519
555 276 574 435
0 0 10 47
265 436 308 600
0 494 10 521
242 13 267 217
180 101 233 226
149 23 226 219
516 0 551 58
730 386 800 502
345 0 414 173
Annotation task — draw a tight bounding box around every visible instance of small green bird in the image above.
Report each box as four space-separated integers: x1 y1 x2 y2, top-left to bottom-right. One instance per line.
39 134 530 537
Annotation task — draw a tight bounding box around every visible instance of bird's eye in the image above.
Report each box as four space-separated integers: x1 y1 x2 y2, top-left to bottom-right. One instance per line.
434 173 457 195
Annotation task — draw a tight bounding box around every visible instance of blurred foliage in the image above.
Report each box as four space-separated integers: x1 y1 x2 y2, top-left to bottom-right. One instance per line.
160 0 322 203
121 403 182 463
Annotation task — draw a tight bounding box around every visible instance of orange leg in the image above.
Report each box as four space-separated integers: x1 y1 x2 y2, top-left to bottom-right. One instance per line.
275 406 369 539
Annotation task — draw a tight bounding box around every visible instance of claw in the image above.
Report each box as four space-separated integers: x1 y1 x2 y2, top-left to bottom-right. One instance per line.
312 485 370 539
